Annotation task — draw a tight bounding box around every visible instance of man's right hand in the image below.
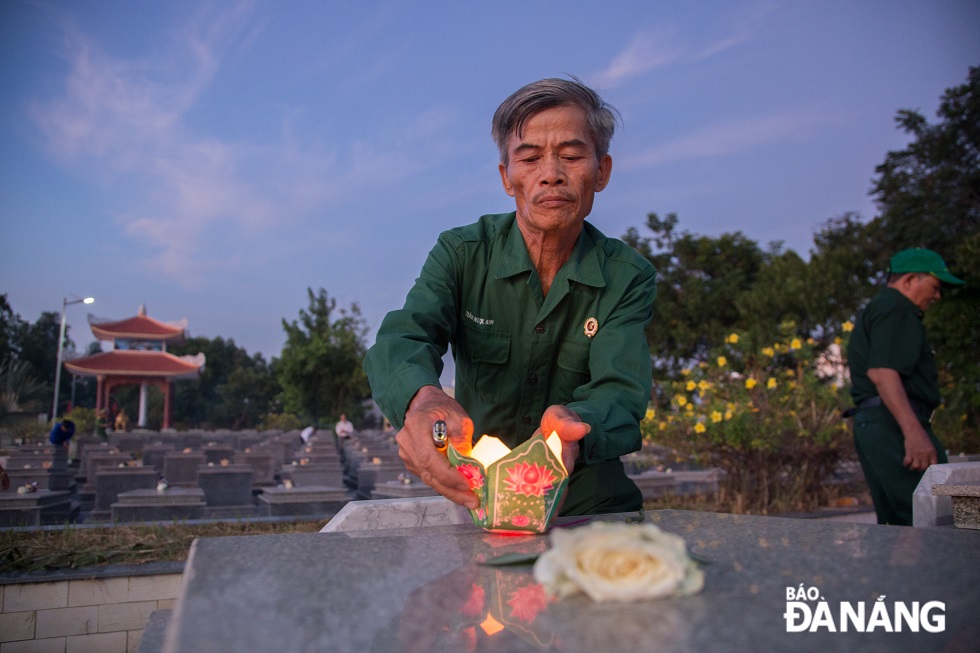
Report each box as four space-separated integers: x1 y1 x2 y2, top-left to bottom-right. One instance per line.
903 426 938 471
868 367 939 471
397 385 479 510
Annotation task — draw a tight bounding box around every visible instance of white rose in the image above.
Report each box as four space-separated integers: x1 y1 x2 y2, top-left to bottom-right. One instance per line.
533 521 704 602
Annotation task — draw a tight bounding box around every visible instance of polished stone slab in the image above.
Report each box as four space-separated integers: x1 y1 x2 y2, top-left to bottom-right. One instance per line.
0 489 75 527
370 479 440 500
280 462 345 488
92 466 158 517
111 488 206 522
258 485 349 517
321 496 470 532
197 464 254 506
165 509 980 653
913 462 980 527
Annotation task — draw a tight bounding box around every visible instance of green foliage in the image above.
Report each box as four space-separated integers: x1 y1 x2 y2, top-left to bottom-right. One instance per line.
0 294 21 366
258 411 304 431
13 311 61 388
625 213 768 373
627 69 979 461
871 66 979 259
277 288 370 426
167 336 280 430
643 327 854 513
63 406 99 435
0 359 49 440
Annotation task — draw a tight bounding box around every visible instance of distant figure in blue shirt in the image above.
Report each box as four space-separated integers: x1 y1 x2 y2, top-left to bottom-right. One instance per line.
49 419 76 446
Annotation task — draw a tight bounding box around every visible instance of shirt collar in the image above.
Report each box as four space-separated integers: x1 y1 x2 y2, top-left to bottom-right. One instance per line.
492 213 606 289
883 286 924 319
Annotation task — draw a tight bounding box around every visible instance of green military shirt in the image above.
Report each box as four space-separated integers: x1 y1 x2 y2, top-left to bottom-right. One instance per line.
847 286 940 409
364 212 658 514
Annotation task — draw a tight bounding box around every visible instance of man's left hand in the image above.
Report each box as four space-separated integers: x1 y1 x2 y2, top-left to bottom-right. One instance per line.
539 405 590 474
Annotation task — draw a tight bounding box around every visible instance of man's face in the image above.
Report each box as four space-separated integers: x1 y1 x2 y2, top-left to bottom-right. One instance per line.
498 105 612 239
902 273 943 311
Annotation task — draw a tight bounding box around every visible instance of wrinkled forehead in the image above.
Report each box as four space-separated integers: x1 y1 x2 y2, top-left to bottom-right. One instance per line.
506 105 597 152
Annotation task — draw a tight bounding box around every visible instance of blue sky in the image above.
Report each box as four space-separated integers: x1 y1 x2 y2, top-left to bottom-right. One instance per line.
2 1 978 381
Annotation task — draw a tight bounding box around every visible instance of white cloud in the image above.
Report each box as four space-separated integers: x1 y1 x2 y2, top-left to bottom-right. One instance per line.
591 3 774 88
620 109 849 169
591 30 685 88
26 3 446 288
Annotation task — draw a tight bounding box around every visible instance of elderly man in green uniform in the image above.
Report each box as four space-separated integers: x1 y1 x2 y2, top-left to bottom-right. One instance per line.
364 78 657 516
847 248 964 525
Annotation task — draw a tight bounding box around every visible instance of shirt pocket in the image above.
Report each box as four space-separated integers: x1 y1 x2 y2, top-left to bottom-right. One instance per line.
555 338 592 398
459 326 511 404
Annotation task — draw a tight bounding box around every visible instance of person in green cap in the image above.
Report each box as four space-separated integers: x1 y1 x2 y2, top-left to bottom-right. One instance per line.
846 247 965 525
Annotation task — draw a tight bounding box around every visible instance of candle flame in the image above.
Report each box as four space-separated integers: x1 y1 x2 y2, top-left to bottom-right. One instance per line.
468 431 566 472
545 431 565 472
470 435 512 467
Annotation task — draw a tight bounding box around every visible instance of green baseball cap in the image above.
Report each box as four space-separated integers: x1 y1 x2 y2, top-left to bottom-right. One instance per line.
889 248 964 286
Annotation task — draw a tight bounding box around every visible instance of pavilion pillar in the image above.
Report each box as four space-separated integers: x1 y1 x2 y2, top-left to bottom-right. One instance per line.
138 381 148 428
103 379 115 419
163 380 172 430
95 375 105 414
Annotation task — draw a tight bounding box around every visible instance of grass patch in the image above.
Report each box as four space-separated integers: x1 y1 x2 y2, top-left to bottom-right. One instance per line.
642 481 871 516
1 519 324 573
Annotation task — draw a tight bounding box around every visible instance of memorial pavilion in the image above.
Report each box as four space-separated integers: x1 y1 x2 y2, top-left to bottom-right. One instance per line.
64 305 205 430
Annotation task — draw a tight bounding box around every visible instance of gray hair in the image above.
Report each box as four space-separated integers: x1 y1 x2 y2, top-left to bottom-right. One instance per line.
491 77 619 164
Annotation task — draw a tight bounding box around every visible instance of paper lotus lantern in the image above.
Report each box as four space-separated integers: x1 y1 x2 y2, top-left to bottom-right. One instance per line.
448 432 568 534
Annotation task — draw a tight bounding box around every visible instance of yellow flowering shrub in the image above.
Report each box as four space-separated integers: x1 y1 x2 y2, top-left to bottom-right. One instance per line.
643 323 855 513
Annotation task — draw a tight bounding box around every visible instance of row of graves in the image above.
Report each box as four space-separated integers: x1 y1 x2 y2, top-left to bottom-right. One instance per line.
0 428 440 528
2 429 728 529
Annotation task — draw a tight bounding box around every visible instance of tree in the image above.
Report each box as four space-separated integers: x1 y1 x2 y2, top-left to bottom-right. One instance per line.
0 359 48 438
0 294 25 366
792 212 885 341
218 364 280 430
871 66 979 260
167 336 279 429
624 213 767 375
277 288 370 426
9 310 82 417
13 312 63 388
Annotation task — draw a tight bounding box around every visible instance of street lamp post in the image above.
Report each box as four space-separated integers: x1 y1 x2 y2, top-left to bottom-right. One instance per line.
51 296 94 422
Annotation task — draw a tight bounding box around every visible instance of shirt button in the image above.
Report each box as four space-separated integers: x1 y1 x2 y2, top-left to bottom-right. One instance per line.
521 415 532 425
528 374 538 385
589 444 598 458
534 323 546 334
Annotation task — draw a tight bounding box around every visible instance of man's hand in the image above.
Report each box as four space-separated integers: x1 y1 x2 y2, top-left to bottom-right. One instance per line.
539 405 590 474
397 385 479 509
903 426 938 471
867 367 938 471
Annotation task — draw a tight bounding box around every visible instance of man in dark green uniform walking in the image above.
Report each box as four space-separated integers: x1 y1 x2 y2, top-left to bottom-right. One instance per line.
364 78 657 516
847 248 964 525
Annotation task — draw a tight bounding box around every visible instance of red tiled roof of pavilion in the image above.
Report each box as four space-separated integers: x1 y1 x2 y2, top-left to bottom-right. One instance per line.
65 351 204 379
88 305 188 342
